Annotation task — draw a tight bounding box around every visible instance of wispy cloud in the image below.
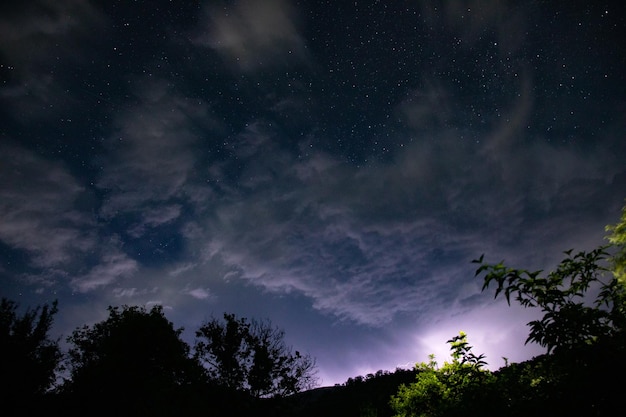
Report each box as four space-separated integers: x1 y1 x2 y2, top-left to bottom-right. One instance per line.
0 143 96 268
184 105 624 326
97 80 211 223
184 287 213 300
0 0 105 120
71 250 138 293
0 0 104 65
127 205 183 238
194 0 308 71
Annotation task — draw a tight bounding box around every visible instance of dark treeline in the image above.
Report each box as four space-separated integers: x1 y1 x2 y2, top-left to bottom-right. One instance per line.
0 300 318 417
0 298 419 417
271 368 421 417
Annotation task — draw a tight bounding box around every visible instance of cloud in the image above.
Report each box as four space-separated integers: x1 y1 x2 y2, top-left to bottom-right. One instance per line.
184 287 213 300
112 286 160 299
186 138 465 324
97 80 212 223
2 0 620 336
112 287 140 298
0 143 96 268
183 106 624 327
127 205 183 238
0 143 150 294
0 0 105 121
0 0 104 66
194 0 308 71
146 300 173 311
71 250 139 293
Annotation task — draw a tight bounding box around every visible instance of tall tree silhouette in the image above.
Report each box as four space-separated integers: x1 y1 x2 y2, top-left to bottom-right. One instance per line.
194 313 317 397
63 304 204 416
0 298 61 416
467 204 626 416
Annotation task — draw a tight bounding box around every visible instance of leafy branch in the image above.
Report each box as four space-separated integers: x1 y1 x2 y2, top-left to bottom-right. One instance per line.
473 245 624 353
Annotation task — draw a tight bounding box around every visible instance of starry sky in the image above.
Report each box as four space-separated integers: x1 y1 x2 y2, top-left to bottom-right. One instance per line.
1 0 625 386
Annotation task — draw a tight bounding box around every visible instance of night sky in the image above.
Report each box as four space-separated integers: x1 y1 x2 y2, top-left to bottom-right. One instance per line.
1 0 625 386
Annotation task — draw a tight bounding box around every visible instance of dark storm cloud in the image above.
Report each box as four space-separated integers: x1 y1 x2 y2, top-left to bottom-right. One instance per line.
185 84 624 325
124 0 624 322
2 1 621 322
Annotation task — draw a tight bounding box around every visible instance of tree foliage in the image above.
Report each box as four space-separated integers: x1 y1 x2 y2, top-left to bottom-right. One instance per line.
475 207 626 352
0 298 61 414
194 313 317 398
606 201 626 284
472 204 626 355
64 304 204 414
472 246 625 353
390 332 495 417
467 204 626 415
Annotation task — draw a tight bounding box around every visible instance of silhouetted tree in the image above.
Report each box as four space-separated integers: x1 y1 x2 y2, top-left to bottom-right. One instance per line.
474 247 625 354
63 304 205 416
263 367 418 417
0 298 61 416
466 203 626 416
194 313 317 398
